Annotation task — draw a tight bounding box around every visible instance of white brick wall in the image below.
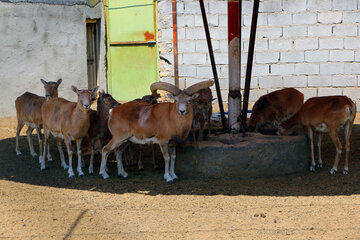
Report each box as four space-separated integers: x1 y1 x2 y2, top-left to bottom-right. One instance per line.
158 0 360 111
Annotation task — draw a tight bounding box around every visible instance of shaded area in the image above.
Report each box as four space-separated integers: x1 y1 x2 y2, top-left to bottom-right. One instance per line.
1 121 360 197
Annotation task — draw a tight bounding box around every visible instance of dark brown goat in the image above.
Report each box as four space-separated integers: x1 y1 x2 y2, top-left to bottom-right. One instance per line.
191 88 213 142
88 90 120 174
248 88 304 133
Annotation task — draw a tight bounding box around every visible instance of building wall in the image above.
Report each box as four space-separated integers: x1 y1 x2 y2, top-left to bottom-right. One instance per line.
157 0 360 111
0 0 106 116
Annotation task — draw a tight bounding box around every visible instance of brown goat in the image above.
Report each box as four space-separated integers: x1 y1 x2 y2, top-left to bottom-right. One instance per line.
248 88 304 132
87 90 120 174
99 80 214 182
191 88 213 142
40 86 98 177
279 96 356 175
15 79 62 160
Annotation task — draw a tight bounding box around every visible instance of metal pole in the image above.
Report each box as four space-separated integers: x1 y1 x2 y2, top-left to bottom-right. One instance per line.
241 0 259 130
228 0 241 131
172 0 179 87
199 0 227 130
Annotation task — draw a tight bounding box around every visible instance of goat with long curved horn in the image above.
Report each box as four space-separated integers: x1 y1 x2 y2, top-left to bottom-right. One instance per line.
99 80 214 182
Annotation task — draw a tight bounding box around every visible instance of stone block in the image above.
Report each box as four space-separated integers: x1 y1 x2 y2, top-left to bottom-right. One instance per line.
293 13 317 24
305 50 329 62
258 76 283 88
332 0 357 11
295 63 320 75
294 38 318 50
183 53 207 64
280 51 305 63
255 51 279 64
268 13 292 26
319 38 343 49
320 63 345 74
271 64 295 75
332 75 357 87
307 0 332 11
344 63 360 74
269 39 293 51
283 0 307 12
318 87 343 96
283 26 307 37
329 50 354 62
317 12 342 24
333 24 358 37
308 75 332 87
283 76 307 88
308 25 332 37
344 38 360 49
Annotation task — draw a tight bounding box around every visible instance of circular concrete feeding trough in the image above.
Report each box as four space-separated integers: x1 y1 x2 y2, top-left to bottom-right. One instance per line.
176 133 309 179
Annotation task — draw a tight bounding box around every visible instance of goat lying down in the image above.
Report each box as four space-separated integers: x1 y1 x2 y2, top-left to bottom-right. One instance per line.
247 88 304 133
280 96 356 175
99 80 214 182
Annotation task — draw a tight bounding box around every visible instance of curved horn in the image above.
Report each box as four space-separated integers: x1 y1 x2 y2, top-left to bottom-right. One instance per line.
184 80 214 95
150 82 181 97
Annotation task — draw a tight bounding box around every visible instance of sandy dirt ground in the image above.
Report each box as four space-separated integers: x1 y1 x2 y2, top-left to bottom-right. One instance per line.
1 116 360 239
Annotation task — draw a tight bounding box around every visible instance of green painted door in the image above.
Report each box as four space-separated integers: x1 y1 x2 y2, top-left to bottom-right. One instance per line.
105 0 159 100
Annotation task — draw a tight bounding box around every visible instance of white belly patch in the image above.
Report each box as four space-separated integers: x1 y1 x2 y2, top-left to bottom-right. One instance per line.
315 123 328 132
51 131 64 139
129 136 159 145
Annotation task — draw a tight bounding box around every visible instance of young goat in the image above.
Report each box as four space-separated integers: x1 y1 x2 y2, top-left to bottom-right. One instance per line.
191 88 213 142
99 80 214 182
279 96 356 175
41 86 98 177
88 90 120 174
247 88 304 133
15 79 62 160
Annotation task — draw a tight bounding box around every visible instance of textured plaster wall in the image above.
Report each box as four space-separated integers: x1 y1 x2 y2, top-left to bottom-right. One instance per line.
157 0 360 111
0 1 106 116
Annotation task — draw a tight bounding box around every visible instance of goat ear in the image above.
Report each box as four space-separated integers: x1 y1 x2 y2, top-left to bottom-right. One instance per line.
71 85 78 93
92 86 99 93
57 79 62 85
40 79 47 85
191 93 199 99
98 90 103 101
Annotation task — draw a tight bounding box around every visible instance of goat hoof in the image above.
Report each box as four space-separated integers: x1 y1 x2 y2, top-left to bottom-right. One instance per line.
78 173 84 177
63 166 69 170
343 169 349 175
329 168 337 175
316 163 322 169
138 168 144 171
47 157 53 162
16 151 22 156
31 153 38 157
40 167 47 171
166 179 173 183
68 174 75 178
309 165 316 172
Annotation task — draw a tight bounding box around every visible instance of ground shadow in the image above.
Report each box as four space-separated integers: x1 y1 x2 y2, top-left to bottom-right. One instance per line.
1 125 360 197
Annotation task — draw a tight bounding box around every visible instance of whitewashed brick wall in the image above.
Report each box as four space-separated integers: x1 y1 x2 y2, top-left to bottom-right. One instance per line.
158 0 360 110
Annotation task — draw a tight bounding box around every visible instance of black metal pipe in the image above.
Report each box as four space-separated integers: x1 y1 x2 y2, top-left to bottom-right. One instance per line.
199 0 227 130
241 0 259 130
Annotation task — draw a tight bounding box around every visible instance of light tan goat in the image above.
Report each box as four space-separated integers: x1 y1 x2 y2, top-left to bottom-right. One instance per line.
99 80 214 182
40 86 98 177
15 79 62 160
279 96 356 175
247 88 304 132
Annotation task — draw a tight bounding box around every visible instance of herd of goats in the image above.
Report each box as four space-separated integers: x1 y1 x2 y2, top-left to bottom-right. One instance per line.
14 79 356 182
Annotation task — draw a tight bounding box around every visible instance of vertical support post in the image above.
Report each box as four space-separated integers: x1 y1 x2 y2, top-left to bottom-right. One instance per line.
199 0 227 130
228 0 241 130
241 0 259 130
172 0 179 87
